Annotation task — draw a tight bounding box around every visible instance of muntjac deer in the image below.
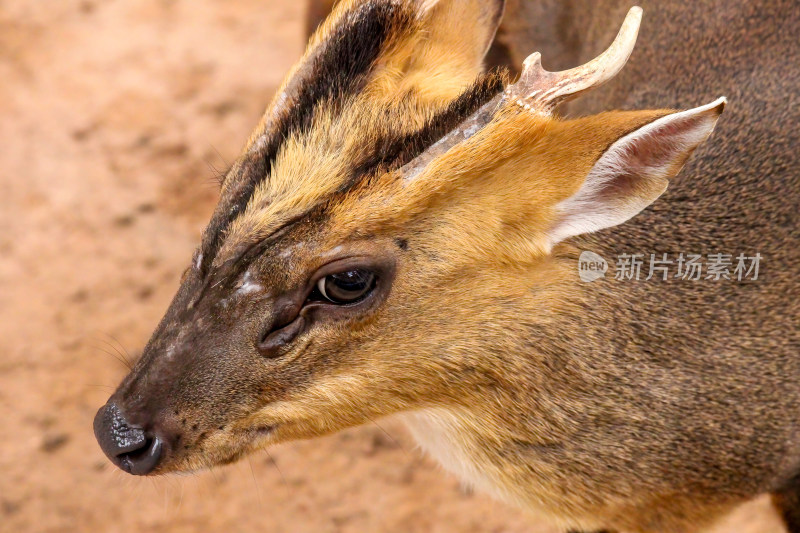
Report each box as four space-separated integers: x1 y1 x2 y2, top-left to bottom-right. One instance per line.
94 1 800 532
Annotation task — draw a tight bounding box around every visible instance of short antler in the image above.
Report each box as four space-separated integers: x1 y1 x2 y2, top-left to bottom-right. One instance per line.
506 6 642 113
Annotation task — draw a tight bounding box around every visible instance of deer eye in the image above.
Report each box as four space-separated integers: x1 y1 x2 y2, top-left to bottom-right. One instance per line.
315 269 376 304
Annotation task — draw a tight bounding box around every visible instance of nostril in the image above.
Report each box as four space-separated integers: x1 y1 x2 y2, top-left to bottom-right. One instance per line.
93 402 164 475
116 436 163 475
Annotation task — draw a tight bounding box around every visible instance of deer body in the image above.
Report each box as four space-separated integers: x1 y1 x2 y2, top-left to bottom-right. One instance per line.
94 2 799 532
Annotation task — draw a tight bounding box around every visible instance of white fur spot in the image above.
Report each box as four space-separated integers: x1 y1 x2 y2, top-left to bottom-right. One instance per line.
235 271 263 296
401 409 501 499
279 242 305 259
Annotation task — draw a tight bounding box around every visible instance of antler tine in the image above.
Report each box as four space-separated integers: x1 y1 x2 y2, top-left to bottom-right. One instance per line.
506 6 643 114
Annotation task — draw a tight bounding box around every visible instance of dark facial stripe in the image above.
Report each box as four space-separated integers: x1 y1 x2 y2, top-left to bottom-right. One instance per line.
385 68 508 169
344 68 508 190
199 1 416 272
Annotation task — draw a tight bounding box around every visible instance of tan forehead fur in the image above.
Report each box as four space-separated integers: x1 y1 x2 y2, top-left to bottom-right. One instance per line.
324 107 671 265
219 0 501 262
219 92 439 260
218 0 668 270
242 0 493 157
222 86 669 266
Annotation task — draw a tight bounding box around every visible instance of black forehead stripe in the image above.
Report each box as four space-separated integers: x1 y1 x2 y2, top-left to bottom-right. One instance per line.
388 68 508 169
200 152 267 274
344 68 508 188
287 1 416 136
199 1 416 270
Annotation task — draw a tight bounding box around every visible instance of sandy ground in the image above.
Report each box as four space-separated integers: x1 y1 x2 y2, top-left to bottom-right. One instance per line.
0 1 788 532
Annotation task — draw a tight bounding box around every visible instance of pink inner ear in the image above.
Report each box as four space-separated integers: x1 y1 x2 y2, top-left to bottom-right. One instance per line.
598 102 725 193
621 113 709 180
592 168 641 202
547 97 725 246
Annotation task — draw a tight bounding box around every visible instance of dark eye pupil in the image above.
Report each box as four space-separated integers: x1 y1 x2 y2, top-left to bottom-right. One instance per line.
321 269 375 303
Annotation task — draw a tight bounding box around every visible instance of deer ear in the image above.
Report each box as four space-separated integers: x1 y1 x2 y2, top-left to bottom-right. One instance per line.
547 97 726 245
384 0 505 101
412 0 505 72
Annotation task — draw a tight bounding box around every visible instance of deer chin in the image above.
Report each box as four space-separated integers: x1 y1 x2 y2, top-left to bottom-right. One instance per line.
241 424 280 451
225 420 281 450
176 428 278 474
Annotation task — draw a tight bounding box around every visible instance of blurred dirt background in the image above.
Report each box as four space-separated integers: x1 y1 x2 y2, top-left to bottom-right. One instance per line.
0 1 787 532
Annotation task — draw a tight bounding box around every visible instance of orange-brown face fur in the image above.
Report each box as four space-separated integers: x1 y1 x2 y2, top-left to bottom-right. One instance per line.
97 2 795 533
110 0 521 475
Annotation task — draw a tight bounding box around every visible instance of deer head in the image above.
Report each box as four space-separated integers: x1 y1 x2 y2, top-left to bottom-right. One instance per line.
94 0 724 476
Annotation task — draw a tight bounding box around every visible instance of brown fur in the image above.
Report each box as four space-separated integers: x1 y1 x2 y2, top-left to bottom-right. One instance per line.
96 1 799 532
562 0 800 529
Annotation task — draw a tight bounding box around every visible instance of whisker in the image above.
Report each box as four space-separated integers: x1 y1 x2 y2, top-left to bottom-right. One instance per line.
206 145 232 187
208 465 222 485
206 161 226 188
159 478 168 517
264 449 286 484
91 334 133 368
247 456 263 506
364 413 410 458
177 477 185 513
83 383 116 392
103 332 137 368
210 144 232 170
92 335 131 365
89 343 132 371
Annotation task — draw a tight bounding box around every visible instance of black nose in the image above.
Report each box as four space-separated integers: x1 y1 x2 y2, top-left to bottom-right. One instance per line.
93 402 163 475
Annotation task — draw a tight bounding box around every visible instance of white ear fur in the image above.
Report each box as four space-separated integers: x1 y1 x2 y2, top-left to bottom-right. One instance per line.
547 97 726 246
